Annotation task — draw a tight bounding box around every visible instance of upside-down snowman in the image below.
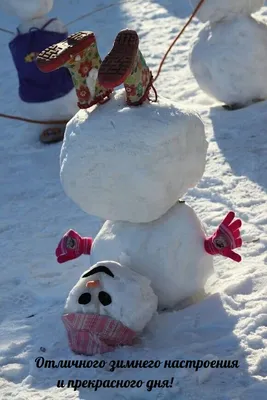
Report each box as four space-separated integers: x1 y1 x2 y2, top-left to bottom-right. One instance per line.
189 0 267 110
37 28 243 352
1 0 112 143
62 261 158 355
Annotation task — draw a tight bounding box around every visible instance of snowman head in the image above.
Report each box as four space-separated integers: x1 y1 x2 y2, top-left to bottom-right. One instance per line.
0 0 53 20
62 261 158 355
190 0 264 23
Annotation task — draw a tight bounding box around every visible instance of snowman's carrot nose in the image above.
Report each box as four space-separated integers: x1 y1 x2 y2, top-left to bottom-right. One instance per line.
86 280 100 288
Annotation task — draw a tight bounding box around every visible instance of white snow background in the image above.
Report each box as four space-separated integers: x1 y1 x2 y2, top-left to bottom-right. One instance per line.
1 0 267 398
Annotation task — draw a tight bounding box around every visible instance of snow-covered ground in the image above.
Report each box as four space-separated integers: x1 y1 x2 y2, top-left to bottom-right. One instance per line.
1 0 267 398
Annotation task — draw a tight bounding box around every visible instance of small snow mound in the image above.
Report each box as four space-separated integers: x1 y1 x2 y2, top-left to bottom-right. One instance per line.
224 277 253 296
60 89 208 223
238 382 267 400
0 363 27 383
195 355 219 384
246 334 264 350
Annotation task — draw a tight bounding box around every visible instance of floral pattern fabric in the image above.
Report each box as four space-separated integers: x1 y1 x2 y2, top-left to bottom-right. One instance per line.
65 42 111 109
124 50 152 105
40 32 154 109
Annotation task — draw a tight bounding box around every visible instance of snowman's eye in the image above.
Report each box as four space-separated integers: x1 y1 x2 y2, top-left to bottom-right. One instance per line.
78 292 91 305
98 291 112 306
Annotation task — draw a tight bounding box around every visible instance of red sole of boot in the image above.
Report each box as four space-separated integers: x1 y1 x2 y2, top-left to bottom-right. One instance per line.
98 30 139 89
36 31 96 73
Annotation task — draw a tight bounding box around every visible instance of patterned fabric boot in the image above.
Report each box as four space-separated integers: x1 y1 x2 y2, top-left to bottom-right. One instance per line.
98 29 157 106
36 31 112 109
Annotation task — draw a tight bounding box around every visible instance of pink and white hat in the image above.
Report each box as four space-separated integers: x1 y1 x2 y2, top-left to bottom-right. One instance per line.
62 313 137 355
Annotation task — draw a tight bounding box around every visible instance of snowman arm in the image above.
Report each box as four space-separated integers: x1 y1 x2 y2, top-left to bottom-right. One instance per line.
55 229 92 264
204 211 243 263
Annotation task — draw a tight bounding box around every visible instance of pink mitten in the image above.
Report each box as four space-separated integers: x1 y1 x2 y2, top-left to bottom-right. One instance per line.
55 229 92 264
204 211 242 262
